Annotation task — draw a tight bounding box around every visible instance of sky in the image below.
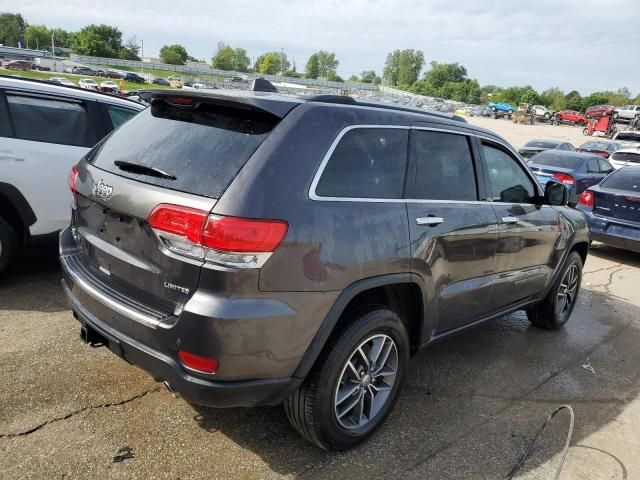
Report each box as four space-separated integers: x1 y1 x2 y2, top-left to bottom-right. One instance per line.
6 0 640 95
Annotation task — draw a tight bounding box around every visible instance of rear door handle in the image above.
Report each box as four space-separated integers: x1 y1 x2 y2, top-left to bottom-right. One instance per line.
501 216 519 224
416 216 444 226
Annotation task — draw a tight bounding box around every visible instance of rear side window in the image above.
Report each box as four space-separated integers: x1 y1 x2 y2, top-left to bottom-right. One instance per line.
482 143 537 203
89 101 278 198
600 169 640 192
0 95 11 137
315 128 408 199
6 94 95 147
406 130 477 201
611 152 640 164
598 158 614 173
105 104 139 129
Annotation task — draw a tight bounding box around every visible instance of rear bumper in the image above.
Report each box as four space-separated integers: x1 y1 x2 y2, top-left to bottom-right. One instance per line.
579 208 640 253
62 278 302 407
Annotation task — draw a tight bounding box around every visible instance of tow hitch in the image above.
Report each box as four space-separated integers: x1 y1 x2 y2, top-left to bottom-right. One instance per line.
80 323 106 347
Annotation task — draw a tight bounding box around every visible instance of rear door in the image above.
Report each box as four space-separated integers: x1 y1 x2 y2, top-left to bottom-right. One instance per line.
0 89 100 235
406 126 499 335
478 139 561 306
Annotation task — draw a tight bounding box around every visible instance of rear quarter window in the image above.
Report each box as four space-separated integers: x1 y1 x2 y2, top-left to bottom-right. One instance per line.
601 169 640 192
88 101 278 198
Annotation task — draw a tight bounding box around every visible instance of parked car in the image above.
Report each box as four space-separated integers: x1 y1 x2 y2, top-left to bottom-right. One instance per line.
577 140 623 158
60 90 589 450
608 148 640 169
33 64 51 71
123 72 145 83
100 80 119 90
168 75 182 81
78 78 99 90
577 166 640 253
103 69 123 79
0 76 144 274
49 77 76 87
528 150 613 206
152 77 170 86
5 60 36 71
518 139 575 159
612 130 640 148
72 66 97 76
613 105 640 122
555 110 588 126
192 83 207 89
488 102 515 114
532 105 554 120
585 104 615 118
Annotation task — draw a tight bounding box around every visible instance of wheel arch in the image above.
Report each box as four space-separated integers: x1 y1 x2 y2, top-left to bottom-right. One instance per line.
0 183 36 245
292 274 427 380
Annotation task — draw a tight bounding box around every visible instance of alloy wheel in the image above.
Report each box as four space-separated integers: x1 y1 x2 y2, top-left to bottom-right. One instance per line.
557 264 579 317
334 334 398 430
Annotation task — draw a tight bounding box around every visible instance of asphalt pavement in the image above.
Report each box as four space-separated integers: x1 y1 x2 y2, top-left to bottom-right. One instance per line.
1 243 639 479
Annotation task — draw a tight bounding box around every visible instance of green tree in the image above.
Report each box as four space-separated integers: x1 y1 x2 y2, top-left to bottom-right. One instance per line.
159 44 188 65
564 90 583 111
212 44 234 70
305 53 319 79
259 52 279 74
254 52 290 73
360 70 377 83
70 24 122 57
348 74 360 82
232 48 250 72
0 13 27 47
51 28 73 50
25 24 50 50
119 36 140 60
327 72 343 82
539 87 566 111
383 49 424 86
316 50 339 77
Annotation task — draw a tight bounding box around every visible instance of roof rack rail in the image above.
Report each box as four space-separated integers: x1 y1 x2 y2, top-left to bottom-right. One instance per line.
355 100 466 122
306 94 357 105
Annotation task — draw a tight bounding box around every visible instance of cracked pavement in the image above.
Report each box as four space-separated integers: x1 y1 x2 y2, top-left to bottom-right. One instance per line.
1 242 639 480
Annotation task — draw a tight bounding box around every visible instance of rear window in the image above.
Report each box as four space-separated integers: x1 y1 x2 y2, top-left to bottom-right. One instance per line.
531 153 582 169
581 141 616 151
525 140 557 149
601 169 640 192
89 101 278 198
614 132 640 142
611 152 640 164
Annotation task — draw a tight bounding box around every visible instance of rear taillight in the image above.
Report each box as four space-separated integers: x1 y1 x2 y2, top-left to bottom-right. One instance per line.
67 165 79 195
147 204 288 268
578 190 594 208
178 350 218 374
553 173 575 186
626 196 640 203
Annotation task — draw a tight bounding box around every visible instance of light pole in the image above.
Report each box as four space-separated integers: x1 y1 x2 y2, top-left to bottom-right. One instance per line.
140 39 144 75
51 32 56 72
280 48 285 75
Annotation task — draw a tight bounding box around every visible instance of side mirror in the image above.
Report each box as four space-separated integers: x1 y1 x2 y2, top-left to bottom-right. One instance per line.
544 181 568 206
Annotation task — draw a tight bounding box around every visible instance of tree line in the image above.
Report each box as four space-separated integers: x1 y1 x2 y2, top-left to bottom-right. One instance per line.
2 12 637 106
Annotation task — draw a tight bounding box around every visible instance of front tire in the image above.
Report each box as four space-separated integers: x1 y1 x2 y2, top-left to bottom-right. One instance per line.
0 216 18 276
527 251 582 330
285 308 409 450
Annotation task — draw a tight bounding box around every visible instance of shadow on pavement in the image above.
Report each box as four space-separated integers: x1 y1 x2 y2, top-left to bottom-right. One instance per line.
0 246 66 312
191 289 639 479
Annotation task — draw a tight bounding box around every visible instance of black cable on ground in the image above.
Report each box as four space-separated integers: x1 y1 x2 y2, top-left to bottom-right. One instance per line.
505 404 575 480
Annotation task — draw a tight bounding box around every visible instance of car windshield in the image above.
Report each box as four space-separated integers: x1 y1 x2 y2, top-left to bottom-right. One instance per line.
581 142 613 150
531 154 582 169
615 133 640 142
525 141 558 148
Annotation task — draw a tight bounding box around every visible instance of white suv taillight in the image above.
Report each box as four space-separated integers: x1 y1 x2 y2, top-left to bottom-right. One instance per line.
147 204 288 268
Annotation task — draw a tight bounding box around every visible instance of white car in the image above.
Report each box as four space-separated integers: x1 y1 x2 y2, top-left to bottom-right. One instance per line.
531 105 553 120
612 130 640 148
614 105 640 122
608 148 640 169
100 80 119 91
49 77 76 87
0 76 144 273
78 78 98 90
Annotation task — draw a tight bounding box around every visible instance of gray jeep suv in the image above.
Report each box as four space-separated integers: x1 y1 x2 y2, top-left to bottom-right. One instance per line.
60 90 589 450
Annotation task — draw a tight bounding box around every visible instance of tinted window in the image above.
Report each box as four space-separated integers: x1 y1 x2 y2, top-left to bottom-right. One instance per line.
105 104 139 129
90 101 278 198
483 143 536 203
407 130 476 201
0 95 12 137
611 152 640 164
531 153 582 169
601 169 640 192
587 159 599 173
315 128 408 199
581 141 614 151
614 132 640 142
6 94 95 147
525 140 558 149
598 158 614 173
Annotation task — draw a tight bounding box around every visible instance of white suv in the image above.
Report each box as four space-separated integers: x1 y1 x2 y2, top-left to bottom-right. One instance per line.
0 76 144 273
614 105 640 122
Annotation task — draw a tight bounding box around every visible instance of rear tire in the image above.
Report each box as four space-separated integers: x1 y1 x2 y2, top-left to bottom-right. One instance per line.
583 127 589 136
284 308 409 450
527 252 582 330
0 216 18 276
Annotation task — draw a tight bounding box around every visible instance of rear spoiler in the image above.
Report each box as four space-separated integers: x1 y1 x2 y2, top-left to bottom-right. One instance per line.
140 89 300 119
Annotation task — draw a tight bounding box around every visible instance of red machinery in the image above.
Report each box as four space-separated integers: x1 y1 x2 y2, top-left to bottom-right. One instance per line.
583 113 617 138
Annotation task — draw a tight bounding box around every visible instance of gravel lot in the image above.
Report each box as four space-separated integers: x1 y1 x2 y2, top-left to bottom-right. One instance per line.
1 119 639 479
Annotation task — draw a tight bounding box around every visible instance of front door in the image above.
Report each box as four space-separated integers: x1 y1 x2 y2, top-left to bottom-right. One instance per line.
477 140 561 305
406 127 499 336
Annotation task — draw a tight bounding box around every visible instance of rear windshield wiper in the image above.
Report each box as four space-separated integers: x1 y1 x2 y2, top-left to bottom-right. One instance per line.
113 160 177 180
